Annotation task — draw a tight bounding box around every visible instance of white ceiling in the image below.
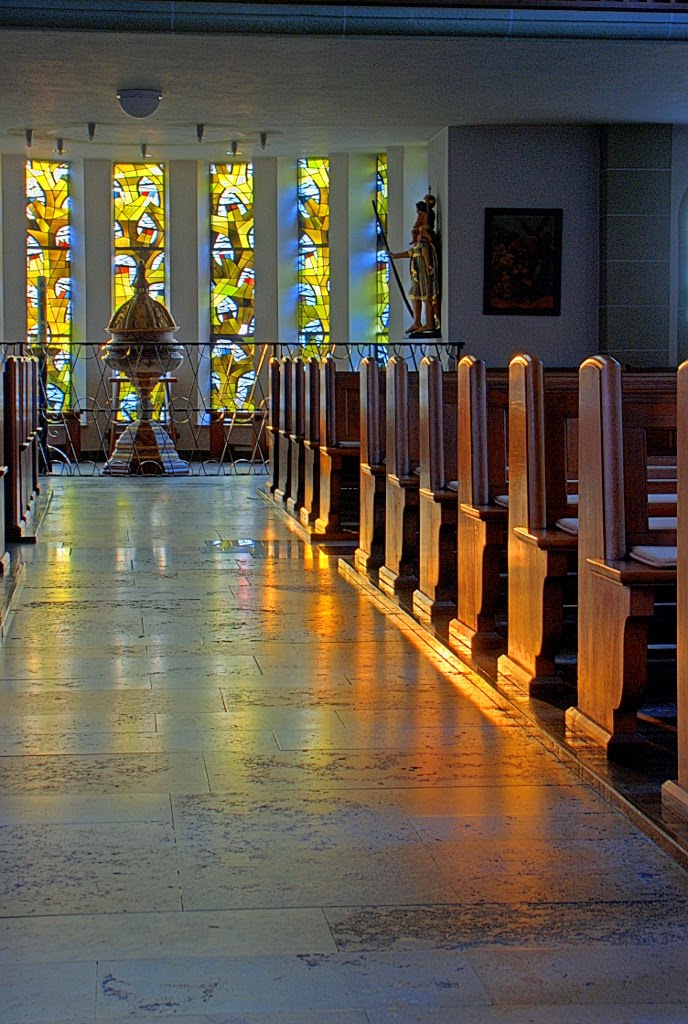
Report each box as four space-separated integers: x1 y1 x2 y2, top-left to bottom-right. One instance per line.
1 25 688 161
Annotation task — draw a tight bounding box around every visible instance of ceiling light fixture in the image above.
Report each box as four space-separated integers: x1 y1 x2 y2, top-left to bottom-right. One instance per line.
55 138 65 156
260 132 268 150
25 129 33 148
228 140 240 157
140 143 148 160
196 123 204 144
88 122 96 142
117 88 162 118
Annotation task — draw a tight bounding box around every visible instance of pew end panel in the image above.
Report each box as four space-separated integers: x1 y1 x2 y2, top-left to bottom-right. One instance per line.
663 358 688 817
498 356 580 694
449 359 509 656
4 355 41 546
380 360 420 598
568 356 677 754
286 358 307 518
300 358 322 529
274 356 293 505
412 358 458 627
314 361 361 539
354 359 387 579
264 356 281 497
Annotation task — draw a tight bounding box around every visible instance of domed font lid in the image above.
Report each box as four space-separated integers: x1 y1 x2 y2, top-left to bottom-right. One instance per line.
107 261 179 333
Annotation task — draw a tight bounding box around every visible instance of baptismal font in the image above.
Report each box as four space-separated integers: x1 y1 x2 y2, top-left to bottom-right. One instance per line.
101 261 189 475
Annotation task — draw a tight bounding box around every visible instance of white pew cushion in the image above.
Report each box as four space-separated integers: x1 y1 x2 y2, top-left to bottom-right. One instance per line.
554 516 675 537
629 546 677 568
555 517 579 535
649 516 677 530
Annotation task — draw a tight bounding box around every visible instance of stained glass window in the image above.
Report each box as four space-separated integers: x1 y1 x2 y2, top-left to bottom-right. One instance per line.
113 163 166 420
113 162 165 307
210 163 257 412
26 160 72 412
375 155 390 347
298 158 330 353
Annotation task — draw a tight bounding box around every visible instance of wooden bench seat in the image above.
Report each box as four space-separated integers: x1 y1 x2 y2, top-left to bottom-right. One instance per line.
354 358 386 578
565 355 677 753
378 358 420 598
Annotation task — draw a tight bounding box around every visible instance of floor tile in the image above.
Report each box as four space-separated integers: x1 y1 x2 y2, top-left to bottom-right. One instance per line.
0 961 96 1023
325 897 688 951
0 752 209 794
366 1007 688 1024
0 793 173 826
203 748 574 792
464 945 688 1004
0 907 337 963
0 821 181 915
95 951 489 1016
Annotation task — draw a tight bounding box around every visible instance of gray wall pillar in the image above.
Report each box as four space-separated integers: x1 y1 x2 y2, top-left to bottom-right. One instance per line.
1 155 27 346
600 125 673 366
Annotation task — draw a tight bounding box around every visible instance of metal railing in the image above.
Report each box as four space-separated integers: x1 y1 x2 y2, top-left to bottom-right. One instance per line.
5 339 463 476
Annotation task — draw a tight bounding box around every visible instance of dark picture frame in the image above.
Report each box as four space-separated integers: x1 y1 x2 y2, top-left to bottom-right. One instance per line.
483 207 562 316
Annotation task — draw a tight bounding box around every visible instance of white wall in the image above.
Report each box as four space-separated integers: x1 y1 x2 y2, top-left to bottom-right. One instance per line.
429 126 600 367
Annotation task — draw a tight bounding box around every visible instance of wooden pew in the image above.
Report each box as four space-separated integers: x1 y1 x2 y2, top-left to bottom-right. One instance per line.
412 356 458 627
299 358 321 529
663 359 688 817
5 355 41 543
497 355 579 693
314 359 360 538
378 358 420 599
448 358 509 656
565 355 677 753
286 358 306 518
0 355 9 572
274 356 292 504
354 358 386 578
264 356 280 498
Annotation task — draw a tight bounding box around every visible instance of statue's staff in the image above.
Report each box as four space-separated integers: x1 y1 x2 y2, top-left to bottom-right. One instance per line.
372 199 414 319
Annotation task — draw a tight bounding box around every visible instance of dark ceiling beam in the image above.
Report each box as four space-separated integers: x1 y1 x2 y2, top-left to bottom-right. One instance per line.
0 0 687 39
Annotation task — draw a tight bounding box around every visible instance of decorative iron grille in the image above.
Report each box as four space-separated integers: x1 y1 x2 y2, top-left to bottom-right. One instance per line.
6 340 463 477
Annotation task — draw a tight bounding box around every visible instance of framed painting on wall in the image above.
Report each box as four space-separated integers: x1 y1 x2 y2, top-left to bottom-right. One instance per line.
483 207 562 316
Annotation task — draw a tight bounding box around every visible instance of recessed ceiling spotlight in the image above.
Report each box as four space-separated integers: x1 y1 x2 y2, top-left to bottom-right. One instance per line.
117 88 162 118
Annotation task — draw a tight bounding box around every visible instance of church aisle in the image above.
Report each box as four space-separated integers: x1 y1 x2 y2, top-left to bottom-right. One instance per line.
1 476 688 1023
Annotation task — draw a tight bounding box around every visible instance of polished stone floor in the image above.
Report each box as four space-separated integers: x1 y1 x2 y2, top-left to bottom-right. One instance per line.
2 476 688 1023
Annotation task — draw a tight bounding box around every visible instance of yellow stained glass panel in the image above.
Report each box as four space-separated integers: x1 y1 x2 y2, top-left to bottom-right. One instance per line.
113 163 166 420
298 157 330 355
210 163 256 412
26 160 72 412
